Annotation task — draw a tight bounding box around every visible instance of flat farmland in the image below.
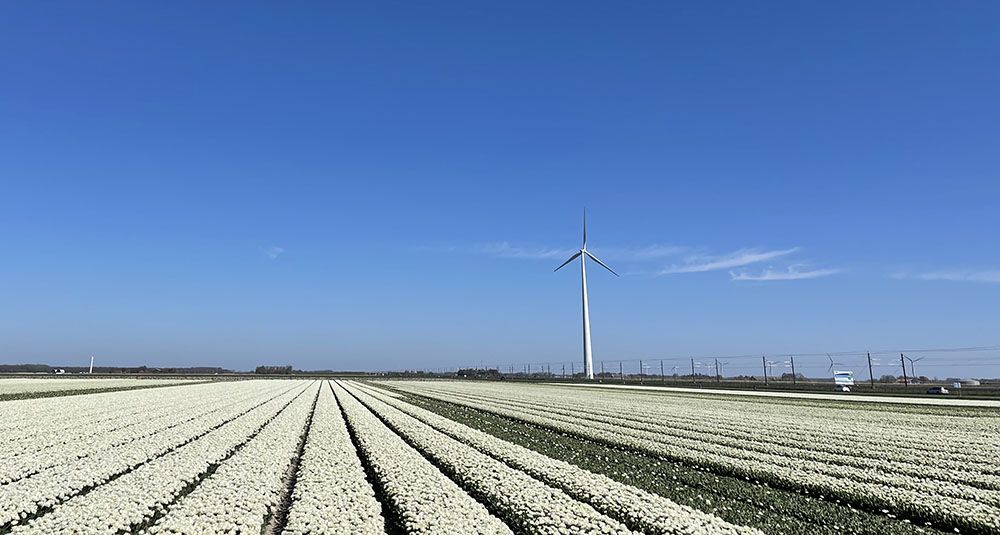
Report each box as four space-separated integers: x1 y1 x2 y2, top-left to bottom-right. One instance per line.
0 378 203 401
1 379 997 534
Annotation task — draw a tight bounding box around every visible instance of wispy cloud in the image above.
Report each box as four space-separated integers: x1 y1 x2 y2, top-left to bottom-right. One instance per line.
422 242 837 281
660 247 799 275
892 270 1000 283
731 264 842 281
601 244 685 260
262 246 285 260
472 242 577 259
424 242 684 262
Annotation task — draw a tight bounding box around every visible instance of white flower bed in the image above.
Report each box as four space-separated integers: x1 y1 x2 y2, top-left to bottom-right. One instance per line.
425 388 1000 504
0 378 196 396
281 382 384 534
139 382 319 534
0 382 225 451
8 382 312 534
349 381 760 535
383 380 1000 533
332 381 512 534
342 381 638 535
441 386 1000 486
0 381 307 530
0 383 273 484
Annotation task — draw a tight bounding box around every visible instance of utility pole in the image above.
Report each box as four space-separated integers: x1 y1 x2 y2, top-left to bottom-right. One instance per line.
900 353 908 387
562 364 565 379
601 361 604 377
691 358 696 382
867 352 875 389
571 362 575 377
715 358 721 383
762 355 768 386
790 356 796 385
660 359 665 384
639 359 643 384
528 363 531 376
620 361 624 384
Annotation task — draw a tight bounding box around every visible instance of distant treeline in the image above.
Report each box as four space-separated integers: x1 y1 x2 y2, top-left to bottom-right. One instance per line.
254 365 293 375
0 364 231 374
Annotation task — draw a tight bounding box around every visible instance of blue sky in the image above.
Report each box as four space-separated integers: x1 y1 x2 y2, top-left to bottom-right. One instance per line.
1 2 998 376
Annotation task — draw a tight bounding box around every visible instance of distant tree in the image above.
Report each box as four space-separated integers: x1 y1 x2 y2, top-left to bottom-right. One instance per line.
879 374 897 383
255 365 293 375
456 368 501 380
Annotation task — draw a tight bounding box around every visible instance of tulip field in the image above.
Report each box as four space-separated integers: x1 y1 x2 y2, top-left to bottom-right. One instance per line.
0 378 200 401
1 378 997 534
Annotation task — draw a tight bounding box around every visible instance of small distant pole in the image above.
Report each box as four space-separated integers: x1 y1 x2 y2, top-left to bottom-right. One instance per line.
790 356 796 385
690 358 696 383
900 353 908 387
601 361 604 377
660 359 665 384
571 362 575 377
715 358 721 383
867 352 875 389
528 363 531 376
762 355 768 386
639 359 643 384
546 363 550 376
620 361 624 384
562 364 565 379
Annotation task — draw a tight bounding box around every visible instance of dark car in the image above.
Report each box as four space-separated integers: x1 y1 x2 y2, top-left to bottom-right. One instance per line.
926 386 950 395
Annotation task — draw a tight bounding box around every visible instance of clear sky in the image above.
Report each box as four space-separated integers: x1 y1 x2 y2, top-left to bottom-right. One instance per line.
2 2 998 377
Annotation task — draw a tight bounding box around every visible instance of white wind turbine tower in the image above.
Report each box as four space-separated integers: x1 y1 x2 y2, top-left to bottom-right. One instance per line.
554 210 618 380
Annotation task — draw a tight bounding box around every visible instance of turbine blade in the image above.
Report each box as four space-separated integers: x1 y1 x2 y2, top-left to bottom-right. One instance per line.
585 251 619 276
553 251 582 272
582 208 587 248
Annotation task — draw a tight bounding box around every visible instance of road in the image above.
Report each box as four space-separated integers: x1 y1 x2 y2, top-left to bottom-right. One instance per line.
547 382 1000 407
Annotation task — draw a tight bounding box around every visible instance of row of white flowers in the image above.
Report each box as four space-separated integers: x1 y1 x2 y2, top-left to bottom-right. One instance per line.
386 380 1000 533
0 383 274 484
8 381 313 534
139 382 320 534
0 381 225 449
342 381 638 535
332 381 513 534
349 381 761 535
281 382 384 535
0 381 307 529
398 380 1000 483
461 386 1000 483
422 385 1000 499
403 381 1000 473
418 380 1000 460
0 378 195 396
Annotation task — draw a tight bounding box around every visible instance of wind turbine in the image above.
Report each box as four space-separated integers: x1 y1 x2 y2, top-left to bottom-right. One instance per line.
826 353 843 374
903 355 926 381
554 210 618 380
